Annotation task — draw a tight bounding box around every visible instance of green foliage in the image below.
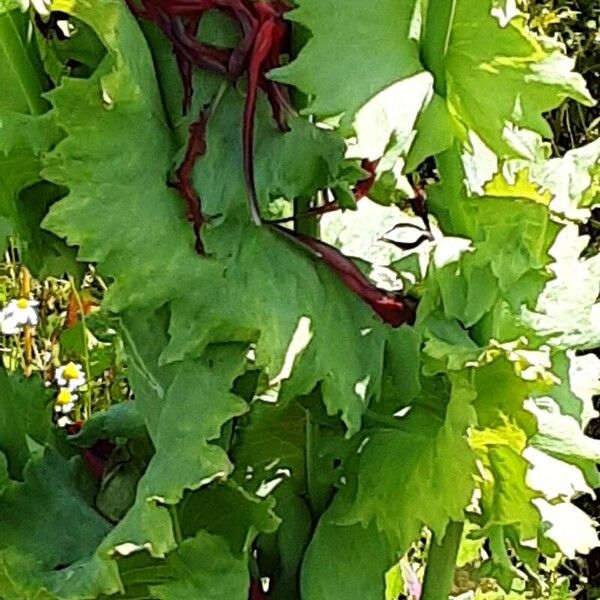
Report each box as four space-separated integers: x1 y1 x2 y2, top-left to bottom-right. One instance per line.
0 0 598 598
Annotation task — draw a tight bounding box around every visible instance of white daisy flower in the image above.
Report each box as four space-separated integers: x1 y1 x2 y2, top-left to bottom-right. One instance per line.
54 388 78 414
1 298 39 331
55 361 86 391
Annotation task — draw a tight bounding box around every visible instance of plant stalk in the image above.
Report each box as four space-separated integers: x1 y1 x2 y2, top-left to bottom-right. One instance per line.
68 276 94 419
421 0 457 96
421 521 464 600
169 504 183 545
20 266 33 377
294 195 319 237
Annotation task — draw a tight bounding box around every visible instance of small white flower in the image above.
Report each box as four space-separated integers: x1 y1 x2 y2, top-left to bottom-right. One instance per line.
26 0 51 16
0 309 22 335
56 415 74 428
54 388 78 414
55 362 86 391
1 298 39 332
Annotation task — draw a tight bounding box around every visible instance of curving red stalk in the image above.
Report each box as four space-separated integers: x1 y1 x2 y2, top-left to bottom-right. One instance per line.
272 225 416 327
243 14 281 225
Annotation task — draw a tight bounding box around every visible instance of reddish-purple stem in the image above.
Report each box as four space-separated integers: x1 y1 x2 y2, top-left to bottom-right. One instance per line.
273 225 416 327
243 15 280 224
176 110 210 254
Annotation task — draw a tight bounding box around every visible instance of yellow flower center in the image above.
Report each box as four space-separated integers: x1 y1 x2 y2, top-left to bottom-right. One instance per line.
56 389 73 406
16 298 29 309
63 363 80 380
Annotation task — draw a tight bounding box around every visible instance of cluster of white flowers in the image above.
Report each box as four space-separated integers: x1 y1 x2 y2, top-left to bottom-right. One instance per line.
0 298 39 335
53 362 86 428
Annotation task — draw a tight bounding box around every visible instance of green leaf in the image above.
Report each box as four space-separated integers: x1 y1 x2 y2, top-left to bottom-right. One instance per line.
232 401 307 495
0 110 60 155
271 0 422 127
276 0 592 169
0 369 53 479
523 225 600 349
35 15 107 84
473 357 539 434
0 549 59 600
96 459 145 524
40 0 400 436
179 483 279 555
404 93 455 172
481 445 541 541
99 312 249 559
0 51 77 277
0 446 117 589
257 488 312 600
301 496 397 600
434 1 593 157
69 401 147 448
150 531 249 600
0 10 48 114
339 375 476 549
135 343 248 505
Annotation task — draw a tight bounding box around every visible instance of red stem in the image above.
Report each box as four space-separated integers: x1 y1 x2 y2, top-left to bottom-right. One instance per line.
175 110 210 254
273 225 416 327
242 16 280 225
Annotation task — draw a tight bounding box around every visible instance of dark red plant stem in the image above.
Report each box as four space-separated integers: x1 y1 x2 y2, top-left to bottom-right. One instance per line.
409 181 431 232
249 581 268 600
272 225 415 327
243 15 281 225
354 158 379 200
171 17 231 75
66 421 115 482
262 78 292 131
259 15 291 131
175 109 210 254
303 158 379 217
177 15 201 113
268 158 379 225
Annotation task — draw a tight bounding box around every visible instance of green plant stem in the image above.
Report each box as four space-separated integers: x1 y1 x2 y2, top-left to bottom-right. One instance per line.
294 195 319 237
304 411 317 516
0 11 47 114
431 147 473 238
169 505 183 545
421 0 458 96
68 275 94 419
20 266 32 377
421 521 464 600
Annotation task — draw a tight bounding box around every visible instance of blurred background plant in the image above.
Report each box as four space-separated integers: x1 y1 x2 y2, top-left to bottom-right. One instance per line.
521 0 600 152
522 0 600 259
0 242 130 425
